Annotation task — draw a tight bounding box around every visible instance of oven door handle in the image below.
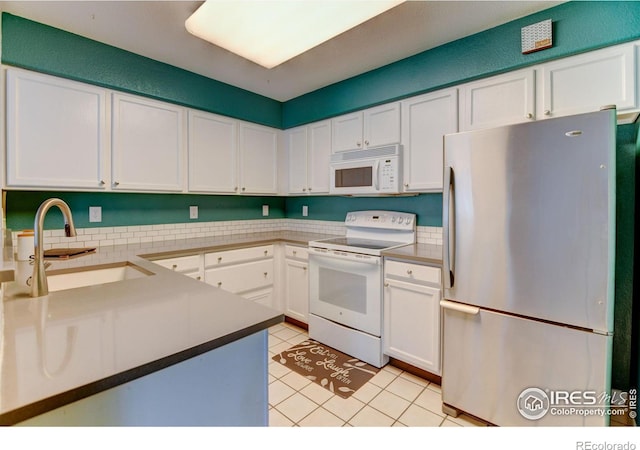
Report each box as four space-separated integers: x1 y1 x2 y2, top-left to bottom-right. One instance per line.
308 248 381 265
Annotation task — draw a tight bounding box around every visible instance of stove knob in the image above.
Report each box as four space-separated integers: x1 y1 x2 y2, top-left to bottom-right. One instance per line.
398 217 404 224
391 216 396 223
405 217 412 225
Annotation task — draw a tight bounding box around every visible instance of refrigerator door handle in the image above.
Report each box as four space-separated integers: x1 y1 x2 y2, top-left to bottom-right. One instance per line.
442 166 455 288
440 300 480 315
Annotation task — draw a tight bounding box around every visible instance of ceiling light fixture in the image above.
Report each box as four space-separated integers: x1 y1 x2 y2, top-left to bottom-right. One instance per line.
185 0 405 69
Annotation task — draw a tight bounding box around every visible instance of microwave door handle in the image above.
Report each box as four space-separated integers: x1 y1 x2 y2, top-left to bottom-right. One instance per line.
374 160 380 190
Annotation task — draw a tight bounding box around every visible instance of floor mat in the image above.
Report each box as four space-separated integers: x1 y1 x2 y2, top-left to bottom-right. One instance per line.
272 339 380 399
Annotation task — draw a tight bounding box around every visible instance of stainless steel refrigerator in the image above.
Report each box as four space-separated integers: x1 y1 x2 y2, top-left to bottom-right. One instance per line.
441 108 616 426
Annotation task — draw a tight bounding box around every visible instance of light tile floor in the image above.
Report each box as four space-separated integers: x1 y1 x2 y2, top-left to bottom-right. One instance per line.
267 322 487 427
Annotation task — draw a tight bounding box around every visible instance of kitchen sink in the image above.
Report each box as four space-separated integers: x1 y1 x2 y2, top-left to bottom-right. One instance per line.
46 262 154 292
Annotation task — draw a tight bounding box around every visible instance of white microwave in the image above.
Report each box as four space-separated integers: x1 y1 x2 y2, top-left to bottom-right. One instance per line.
329 144 402 195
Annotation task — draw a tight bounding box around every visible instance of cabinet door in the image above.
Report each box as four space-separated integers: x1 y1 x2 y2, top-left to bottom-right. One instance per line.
188 110 238 193
307 120 331 194
401 89 458 192
363 102 401 148
6 69 108 189
286 126 308 194
384 278 441 374
112 93 185 191
284 259 309 324
460 69 535 131
540 43 636 119
331 112 363 152
238 122 278 194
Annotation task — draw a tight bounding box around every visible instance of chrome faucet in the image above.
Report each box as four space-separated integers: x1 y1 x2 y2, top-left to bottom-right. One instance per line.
31 198 77 297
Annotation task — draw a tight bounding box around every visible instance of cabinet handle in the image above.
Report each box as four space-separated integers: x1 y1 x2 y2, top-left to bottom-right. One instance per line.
218 257 222 263
357 141 362 147
308 187 312 191
407 269 413 275
113 181 120 186
303 266 307 271
263 272 268 277
242 187 246 191
234 186 238 191
544 110 551 116
217 282 222 287
302 188 307 192
404 183 409 188
384 282 389 287
364 140 369 146
264 250 268 256
293 250 297 255
172 264 178 270
196 276 201 281
526 113 533 119
99 180 106 186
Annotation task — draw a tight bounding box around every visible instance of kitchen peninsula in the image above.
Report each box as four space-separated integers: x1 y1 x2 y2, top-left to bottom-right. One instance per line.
0 232 339 426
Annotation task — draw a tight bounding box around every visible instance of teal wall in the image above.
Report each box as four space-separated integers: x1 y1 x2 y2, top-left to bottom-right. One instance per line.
0 13 282 128
613 124 637 393
5 191 286 230
286 194 442 227
283 1 640 127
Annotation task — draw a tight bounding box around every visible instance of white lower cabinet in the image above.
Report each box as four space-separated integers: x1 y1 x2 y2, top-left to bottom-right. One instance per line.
283 245 309 324
151 254 203 281
204 245 274 305
383 259 442 375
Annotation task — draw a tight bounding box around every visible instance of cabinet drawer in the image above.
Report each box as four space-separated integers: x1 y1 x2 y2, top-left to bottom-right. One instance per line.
204 245 273 267
284 245 309 260
153 254 201 273
384 260 441 286
205 259 274 293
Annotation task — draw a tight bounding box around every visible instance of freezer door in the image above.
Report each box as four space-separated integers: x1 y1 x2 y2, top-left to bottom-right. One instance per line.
443 109 616 332
441 305 612 426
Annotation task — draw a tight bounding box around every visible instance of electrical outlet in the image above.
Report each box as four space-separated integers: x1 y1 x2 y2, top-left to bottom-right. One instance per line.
190 206 198 219
89 206 102 223
262 205 269 216
302 205 308 217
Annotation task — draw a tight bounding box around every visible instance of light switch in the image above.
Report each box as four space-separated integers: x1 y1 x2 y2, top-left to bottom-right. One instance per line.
89 206 102 223
302 205 308 217
262 205 269 216
190 206 198 219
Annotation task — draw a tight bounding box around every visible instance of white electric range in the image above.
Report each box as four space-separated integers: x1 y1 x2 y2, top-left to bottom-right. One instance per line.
308 210 416 367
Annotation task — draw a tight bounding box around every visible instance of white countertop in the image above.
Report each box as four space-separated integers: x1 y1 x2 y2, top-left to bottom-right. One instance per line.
0 231 330 425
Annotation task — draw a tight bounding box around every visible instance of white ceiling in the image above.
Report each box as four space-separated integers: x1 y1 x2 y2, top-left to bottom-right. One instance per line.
0 1 562 101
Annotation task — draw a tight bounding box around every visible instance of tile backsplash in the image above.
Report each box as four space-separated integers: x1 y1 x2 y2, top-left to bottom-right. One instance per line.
11 219 443 250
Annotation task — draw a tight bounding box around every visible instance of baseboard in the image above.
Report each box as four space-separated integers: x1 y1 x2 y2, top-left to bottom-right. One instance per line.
389 358 442 385
284 316 308 331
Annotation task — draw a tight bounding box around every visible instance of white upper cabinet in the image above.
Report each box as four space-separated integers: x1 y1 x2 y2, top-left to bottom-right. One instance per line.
539 43 637 119
287 120 331 194
238 121 278 194
286 126 308 194
112 93 185 192
460 69 536 131
188 110 238 193
6 68 108 189
332 102 400 152
401 88 458 192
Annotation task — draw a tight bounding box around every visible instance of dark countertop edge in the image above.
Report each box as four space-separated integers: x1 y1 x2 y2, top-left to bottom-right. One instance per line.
0 314 284 426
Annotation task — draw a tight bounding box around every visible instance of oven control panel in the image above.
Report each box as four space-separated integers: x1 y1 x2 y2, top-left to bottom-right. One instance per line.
345 210 415 230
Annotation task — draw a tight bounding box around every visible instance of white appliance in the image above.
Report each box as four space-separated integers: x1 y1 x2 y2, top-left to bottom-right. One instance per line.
308 210 416 367
329 145 402 195
441 109 617 426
